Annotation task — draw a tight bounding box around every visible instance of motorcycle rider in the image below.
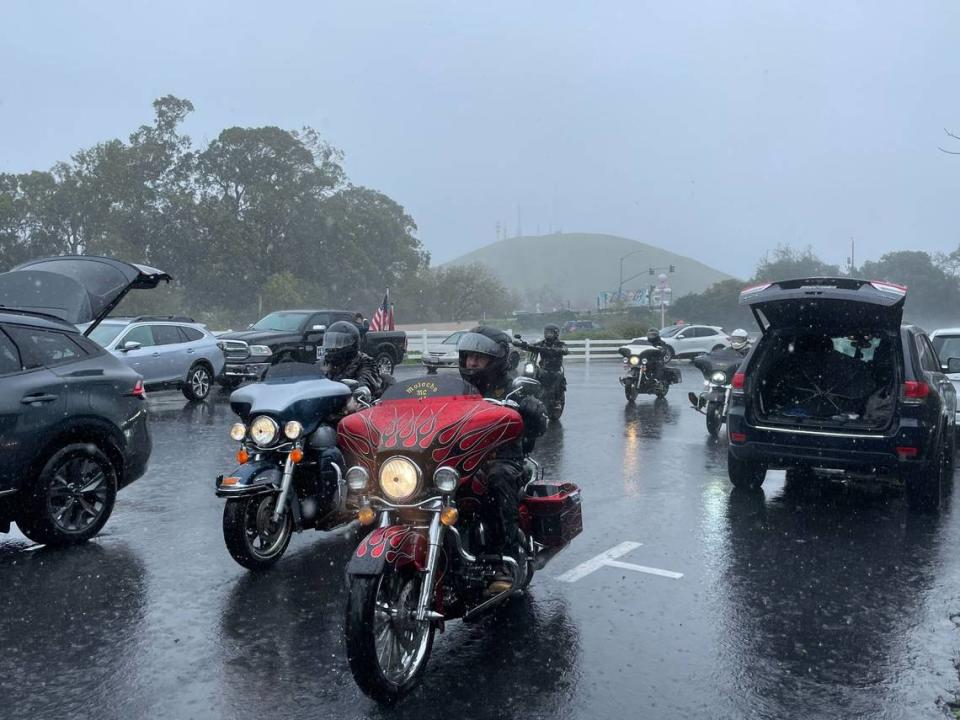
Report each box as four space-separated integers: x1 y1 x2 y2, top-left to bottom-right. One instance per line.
457 326 547 588
322 321 384 399
729 328 751 355
530 323 569 375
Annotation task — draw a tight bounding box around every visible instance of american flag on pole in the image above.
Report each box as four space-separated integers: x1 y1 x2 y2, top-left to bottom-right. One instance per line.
369 290 394 331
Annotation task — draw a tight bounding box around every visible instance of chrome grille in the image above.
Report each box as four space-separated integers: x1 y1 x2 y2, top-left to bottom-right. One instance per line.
220 339 250 362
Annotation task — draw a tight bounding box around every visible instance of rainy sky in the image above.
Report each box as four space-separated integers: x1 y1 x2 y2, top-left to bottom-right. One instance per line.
2 1 959 275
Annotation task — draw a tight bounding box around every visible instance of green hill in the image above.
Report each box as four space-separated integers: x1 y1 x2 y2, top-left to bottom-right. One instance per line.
443 232 732 309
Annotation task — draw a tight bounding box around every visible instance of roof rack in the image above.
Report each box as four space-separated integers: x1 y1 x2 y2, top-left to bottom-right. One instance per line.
130 315 196 323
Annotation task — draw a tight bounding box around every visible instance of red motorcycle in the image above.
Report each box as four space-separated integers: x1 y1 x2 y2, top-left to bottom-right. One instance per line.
338 374 583 703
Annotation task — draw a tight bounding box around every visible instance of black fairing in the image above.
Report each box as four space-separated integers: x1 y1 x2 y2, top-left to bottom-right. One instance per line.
229 375 351 429
692 349 744 380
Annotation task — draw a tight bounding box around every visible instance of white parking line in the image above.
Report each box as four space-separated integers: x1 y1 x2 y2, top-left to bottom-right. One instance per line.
555 540 683 582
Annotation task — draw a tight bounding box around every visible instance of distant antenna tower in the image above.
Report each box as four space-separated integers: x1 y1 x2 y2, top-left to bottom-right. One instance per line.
517 205 523 238
496 221 501 241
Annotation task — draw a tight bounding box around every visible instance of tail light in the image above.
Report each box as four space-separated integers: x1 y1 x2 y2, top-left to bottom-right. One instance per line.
129 380 146 399
902 381 930 402
732 372 745 392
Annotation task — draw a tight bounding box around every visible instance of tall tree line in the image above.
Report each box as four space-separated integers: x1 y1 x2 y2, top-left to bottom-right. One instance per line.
0 96 516 327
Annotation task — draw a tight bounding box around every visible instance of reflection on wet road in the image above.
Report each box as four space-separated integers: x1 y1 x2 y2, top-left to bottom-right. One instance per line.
2 364 959 719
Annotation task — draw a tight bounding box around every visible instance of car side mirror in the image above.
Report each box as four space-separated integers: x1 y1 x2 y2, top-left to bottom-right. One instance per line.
947 357 960 374
247 323 254 330
122 341 142 352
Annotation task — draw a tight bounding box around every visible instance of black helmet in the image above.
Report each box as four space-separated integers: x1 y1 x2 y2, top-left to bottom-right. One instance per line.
322 320 360 367
646 328 661 343
544 324 560 342
457 326 510 390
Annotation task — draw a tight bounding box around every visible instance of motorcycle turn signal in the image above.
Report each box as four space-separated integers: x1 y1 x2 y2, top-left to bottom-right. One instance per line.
440 507 459 526
357 506 376 525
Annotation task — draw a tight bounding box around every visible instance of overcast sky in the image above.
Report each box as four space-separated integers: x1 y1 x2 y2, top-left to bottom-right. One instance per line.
2 1 959 276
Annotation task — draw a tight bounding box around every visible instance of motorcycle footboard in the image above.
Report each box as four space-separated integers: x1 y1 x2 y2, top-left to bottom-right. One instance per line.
520 481 583 548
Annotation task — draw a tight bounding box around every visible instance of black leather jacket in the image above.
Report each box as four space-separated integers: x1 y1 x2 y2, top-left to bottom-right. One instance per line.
324 352 384 398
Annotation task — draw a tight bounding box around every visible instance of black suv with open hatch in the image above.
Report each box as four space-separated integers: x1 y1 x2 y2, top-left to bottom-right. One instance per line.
726 277 956 511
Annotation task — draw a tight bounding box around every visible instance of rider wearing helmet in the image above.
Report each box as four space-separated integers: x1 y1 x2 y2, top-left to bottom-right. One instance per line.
646 328 665 348
535 324 569 372
729 328 751 355
457 327 547 580
322 321 384 398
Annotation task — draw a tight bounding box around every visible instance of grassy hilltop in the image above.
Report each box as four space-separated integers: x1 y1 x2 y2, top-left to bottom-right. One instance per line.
443 232 731 308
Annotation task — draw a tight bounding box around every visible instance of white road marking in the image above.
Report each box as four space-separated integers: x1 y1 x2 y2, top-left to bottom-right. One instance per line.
555 540 683 582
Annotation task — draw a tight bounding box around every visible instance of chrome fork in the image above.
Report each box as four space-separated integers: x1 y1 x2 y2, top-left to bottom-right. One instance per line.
271 453 296 523
415 510 444 622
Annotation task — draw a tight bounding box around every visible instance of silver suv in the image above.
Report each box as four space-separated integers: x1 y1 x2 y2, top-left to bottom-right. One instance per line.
86 316 225 401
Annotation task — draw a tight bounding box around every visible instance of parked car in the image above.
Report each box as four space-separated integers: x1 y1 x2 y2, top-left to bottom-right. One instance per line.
83 316 224 401
562 320 601 334
0 256 168 544
727 278 956 511
656 324 730 361
217 309 407 387
421 330 466 373
930 327 960 431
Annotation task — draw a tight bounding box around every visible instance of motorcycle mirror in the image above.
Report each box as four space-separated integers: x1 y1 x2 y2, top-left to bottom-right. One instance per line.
511 376 539 390
355 386 373 403
514 334 522 339
341 378 359 390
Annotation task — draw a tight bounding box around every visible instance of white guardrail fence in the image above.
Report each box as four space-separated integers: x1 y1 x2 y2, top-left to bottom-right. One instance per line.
404 330 632 364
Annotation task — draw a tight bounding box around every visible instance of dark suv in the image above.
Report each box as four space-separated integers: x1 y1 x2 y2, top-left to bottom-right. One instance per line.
0 256 169 544
726 278 956 511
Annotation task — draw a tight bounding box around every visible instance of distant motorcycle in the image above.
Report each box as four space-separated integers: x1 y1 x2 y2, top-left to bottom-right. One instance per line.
619 343 681 403
688 349 744 438
514 335 568 420
214 363 373 571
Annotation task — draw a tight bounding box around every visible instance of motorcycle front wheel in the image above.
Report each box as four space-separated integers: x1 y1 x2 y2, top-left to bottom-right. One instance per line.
706 401 724 438
549 393 565 420
624 382 639 404
345 567 435 704
222 494 293 571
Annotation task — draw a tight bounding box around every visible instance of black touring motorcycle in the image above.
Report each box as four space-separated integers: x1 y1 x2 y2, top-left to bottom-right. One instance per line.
619 343 681 402
513 335 568 420
688 348 745 438
214 364 375 571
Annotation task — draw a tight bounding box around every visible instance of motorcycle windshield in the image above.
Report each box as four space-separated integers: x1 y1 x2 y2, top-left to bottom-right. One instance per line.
339 384 523 481
230 377 351 424
691 349 744 378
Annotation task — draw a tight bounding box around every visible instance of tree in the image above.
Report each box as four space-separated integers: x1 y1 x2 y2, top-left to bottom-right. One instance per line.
670 278 753 331
753 245 840 282
859 251 960 327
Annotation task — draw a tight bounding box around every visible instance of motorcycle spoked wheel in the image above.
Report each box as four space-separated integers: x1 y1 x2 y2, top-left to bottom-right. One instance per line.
346 566 436 704
222 494 293 571
705 401 724 438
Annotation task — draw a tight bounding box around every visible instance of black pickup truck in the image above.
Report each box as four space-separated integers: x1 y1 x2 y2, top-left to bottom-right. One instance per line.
216 309 407 387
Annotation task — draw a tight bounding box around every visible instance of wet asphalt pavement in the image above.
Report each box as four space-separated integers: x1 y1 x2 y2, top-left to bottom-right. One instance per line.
3 362 960 720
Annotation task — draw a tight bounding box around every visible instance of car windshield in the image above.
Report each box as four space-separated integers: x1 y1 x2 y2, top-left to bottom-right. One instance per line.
932 335 960 366
659 326 683 338
443 332 464 344
87 323 125 347
251 312 309 332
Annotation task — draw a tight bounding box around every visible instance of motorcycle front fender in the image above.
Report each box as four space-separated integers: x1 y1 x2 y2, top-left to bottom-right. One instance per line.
347 525 429 576
215 460 282 498
704 387 727 404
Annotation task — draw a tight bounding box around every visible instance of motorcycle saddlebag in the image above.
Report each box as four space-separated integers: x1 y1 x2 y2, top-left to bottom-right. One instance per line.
521 481 583 547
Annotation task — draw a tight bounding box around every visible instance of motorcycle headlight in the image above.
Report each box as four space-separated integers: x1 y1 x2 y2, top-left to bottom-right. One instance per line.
283 420 303 440
249 415 279 447
229 422 246 441
524 362 536 375
249 345 273 357
346 466 370 492
629 356 640 366
433 466 459 493
378 456 421 502
711 371 727 384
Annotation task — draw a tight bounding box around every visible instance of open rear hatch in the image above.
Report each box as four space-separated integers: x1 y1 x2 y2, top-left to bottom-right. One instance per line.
740 278 906 432
0 256 171 335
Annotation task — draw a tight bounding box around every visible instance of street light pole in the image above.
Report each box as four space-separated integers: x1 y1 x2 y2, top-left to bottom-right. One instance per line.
617 249 646 300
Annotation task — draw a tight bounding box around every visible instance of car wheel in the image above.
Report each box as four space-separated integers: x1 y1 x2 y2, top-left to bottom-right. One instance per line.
17 444 118 546
375 352 395 376
182 363 213 402
425 366 438 375
727 452 766 490
904 437 945 512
